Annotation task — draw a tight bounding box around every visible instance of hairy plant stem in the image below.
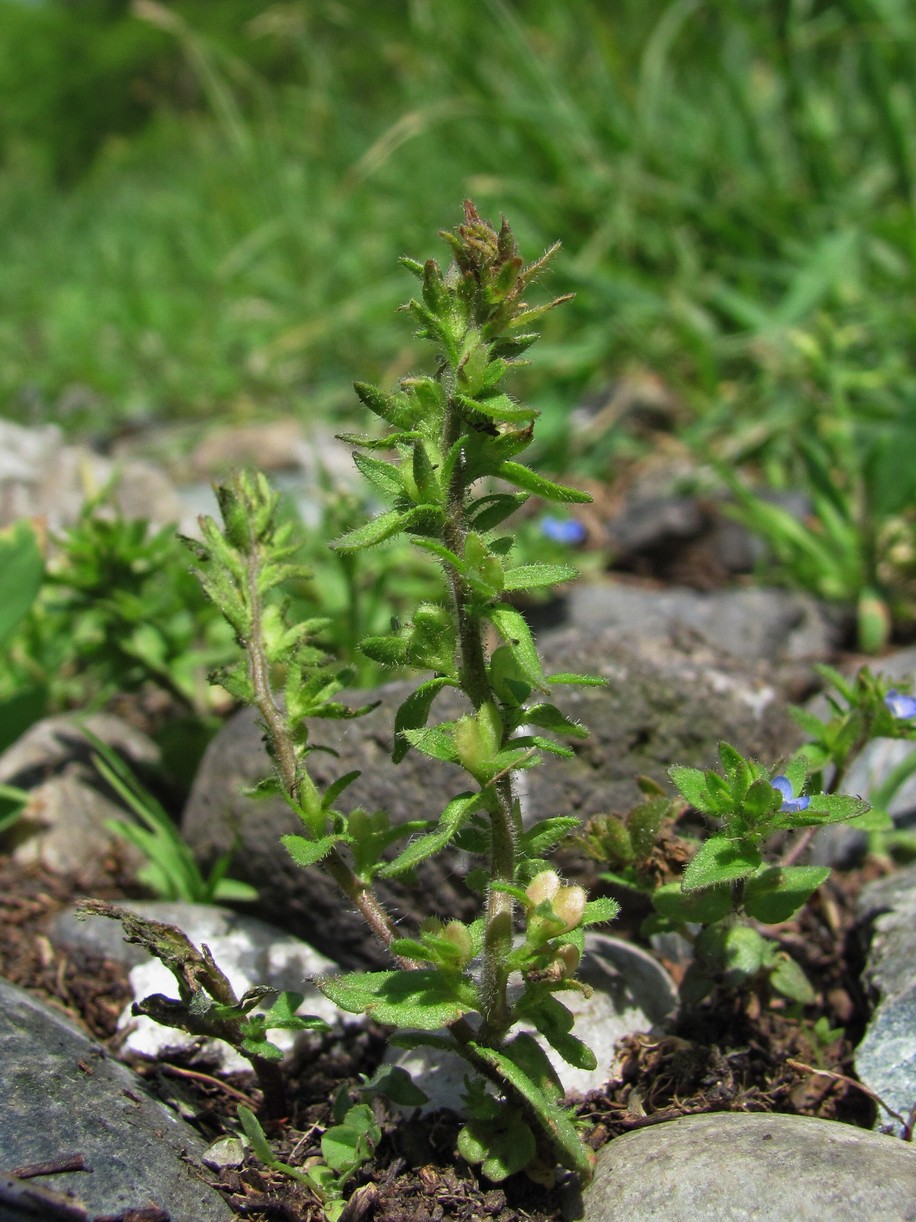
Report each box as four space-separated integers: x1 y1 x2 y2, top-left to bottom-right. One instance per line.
441 391 519 1035
242 544 409 965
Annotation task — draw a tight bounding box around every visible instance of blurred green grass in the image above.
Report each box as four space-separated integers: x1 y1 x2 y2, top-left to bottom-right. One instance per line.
0 0 914 480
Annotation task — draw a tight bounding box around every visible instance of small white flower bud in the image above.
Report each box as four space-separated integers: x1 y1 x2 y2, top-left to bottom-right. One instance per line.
526 870 561 907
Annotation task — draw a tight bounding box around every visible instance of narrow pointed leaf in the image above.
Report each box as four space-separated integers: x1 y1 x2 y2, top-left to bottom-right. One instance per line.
503 563 578 592
496 462 592 504
378 792 480 877
486 604 547 688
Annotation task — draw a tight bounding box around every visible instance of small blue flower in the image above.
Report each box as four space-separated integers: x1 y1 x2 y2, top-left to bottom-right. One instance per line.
885 689 916 720
772 775 810 813
540 516 586 546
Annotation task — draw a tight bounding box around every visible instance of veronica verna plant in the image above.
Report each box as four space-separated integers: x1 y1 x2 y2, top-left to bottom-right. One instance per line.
84 203 616 1186
577 667 916 1007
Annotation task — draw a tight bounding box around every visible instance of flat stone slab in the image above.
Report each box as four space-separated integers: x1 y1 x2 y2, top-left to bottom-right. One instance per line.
570 1112 916 1221
0 978 231 1221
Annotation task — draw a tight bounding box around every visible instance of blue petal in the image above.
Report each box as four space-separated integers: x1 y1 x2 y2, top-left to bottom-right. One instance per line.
772 775 810 812
886 690 916 720
541 516 586 545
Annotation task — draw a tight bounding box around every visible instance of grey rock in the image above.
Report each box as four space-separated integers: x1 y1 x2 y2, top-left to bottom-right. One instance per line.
182 626 799 966
0 977 232 1222
0 419 185 531
857 865 916 1002
387 933 677 1112
556 584 846 667
63 901 345 1071
569 1112 916 1221
0 713 157 878
855 984 916 1139
855 864 916 1135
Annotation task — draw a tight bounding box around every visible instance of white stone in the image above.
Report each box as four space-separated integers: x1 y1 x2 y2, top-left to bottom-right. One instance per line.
113 903 345 1070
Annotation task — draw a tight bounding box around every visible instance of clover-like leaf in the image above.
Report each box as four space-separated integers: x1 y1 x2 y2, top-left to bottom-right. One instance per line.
742 865 830 924
682 836 761 892
652 881 733 925
315 970 477 1029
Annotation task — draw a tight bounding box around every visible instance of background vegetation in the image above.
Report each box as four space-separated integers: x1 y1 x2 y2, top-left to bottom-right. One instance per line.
1 0 914 632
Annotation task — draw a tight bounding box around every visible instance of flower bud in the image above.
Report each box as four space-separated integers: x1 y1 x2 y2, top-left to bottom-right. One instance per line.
442 920 473 963
454 701 503 782
526 870 561 907
553 943 581 978
552 884 587 933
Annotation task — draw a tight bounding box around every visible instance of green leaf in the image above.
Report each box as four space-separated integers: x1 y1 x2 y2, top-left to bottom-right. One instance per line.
522 703 589 739
486 604 547 689
457 1113 536 1181
682 837 761 892
331 509 415 554
718 742 750 785
520 993 597 1070
467 1035 593 1178
769 954 816 1004
469 493 530 531
495 462 592 504
316 970 477 1029
238 1105 280 1167
360 1064 428 1107
652 881 733 925
695 922 768 982
581 897 621 927
547 672 606 687
351 451 404 499
668 765 714 812
353 380 414 429
393 677 455 764
743 777 780 820
518 817 581 857
0 520 44 649
378 792 480 877
774 792 871 828
400 724 459 764
321 1103 380 1178
743 866 830 924
503 562 578 592
457 392 538 424
322 770 361 811
359 633 409 668
281 834 340 868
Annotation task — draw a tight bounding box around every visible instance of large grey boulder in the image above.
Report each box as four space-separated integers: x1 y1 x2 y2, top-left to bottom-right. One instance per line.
555 584 846 670
569 1112 916 1221
0 977 231 1222
182 626 799 967
855 865 916 1136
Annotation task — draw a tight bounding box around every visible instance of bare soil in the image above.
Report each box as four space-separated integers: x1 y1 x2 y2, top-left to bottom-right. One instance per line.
0 846 888 1222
